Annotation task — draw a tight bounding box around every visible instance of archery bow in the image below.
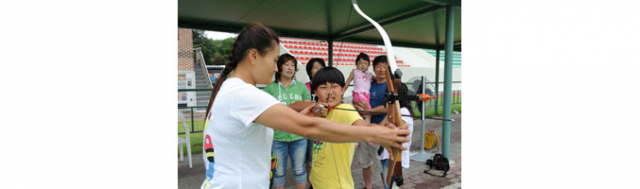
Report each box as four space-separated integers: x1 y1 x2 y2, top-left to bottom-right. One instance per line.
318 92 454 121
350 0 404 186
326 106 454 121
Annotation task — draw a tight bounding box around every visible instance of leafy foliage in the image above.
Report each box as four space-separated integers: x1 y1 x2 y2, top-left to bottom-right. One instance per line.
192 30 235 65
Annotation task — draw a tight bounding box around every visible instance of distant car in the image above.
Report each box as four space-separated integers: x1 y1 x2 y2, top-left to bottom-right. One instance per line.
206 65 225 84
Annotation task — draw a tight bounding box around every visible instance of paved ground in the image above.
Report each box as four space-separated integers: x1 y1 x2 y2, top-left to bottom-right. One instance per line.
178 113 461 189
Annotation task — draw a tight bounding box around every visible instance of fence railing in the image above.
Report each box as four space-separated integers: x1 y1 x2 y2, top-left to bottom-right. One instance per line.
178 88 210 134
194 48 214 88
177 105 207 135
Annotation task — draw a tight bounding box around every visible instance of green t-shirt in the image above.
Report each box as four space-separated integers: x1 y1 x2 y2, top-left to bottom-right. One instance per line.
263 80 312 142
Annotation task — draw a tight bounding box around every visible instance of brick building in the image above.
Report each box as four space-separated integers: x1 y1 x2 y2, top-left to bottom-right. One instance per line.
178 28 194 71
178 28 196 106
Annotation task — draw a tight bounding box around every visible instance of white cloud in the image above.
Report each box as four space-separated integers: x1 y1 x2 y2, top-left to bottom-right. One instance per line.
205 31 237 40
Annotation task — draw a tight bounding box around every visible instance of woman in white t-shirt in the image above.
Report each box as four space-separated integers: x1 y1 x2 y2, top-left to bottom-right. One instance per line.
199 23 411 189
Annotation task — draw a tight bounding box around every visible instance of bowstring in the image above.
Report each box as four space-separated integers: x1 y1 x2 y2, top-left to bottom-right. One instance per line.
334 3 353 69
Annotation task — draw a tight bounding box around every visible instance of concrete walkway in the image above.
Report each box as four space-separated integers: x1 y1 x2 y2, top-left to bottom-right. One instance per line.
178 113 462 189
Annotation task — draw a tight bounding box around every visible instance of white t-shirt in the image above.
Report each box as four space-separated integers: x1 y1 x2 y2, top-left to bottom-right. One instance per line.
377 107 414 169
400 107 414 168
201 78 280 189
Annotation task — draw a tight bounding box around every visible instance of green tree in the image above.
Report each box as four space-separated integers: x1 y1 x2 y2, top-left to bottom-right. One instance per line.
192 30 207 45
193 30 235 65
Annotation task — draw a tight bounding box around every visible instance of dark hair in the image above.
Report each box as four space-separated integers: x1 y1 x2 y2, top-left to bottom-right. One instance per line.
305 58 326 80
311 67 346 91
355 52 370 64
372 55 388 67
274 53 298 82
398 83 414 117
205 23 280 117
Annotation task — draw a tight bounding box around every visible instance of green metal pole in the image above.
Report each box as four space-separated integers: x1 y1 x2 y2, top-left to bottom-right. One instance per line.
190 107 195 132
434 48 440 113
433 14 441 114
328 38 333 67
442 5 455 159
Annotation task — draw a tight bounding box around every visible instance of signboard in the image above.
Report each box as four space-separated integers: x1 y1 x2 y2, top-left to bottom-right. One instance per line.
178 71 196 107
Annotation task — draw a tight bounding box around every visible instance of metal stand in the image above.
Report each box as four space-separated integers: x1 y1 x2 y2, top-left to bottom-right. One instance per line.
410 76 431 163
409 76 456 167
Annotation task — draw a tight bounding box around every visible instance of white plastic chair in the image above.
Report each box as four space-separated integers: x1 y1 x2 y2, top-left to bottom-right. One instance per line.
178 110 192 168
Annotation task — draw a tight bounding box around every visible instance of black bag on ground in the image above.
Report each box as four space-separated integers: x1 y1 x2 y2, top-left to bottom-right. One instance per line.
424 153 449 177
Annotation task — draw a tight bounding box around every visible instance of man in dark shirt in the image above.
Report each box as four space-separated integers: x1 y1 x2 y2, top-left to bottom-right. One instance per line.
354 55 390 189
367 55 389 124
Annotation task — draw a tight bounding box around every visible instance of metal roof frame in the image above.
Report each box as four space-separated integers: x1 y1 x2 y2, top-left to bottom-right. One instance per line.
178 0 460 50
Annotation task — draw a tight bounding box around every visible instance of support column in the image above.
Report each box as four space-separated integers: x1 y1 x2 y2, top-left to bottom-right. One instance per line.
442 5 455 159
435 48 440 113
433 13 441 115
328 38 334 67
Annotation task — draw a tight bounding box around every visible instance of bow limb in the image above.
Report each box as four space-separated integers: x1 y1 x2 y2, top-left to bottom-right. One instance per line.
351 0 398 72
351 0 403 186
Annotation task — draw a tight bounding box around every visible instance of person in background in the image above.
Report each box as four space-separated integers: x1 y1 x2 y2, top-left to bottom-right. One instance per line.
344 52 374 114
355 55 392 189
263 53 312 189
363 55 389 124
304 58 326 97
376 83 415 189
398 83 415 180
346 52 379 189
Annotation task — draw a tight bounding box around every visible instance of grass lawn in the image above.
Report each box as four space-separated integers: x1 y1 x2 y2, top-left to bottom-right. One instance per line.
178 120 205 154
178 96 461 155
